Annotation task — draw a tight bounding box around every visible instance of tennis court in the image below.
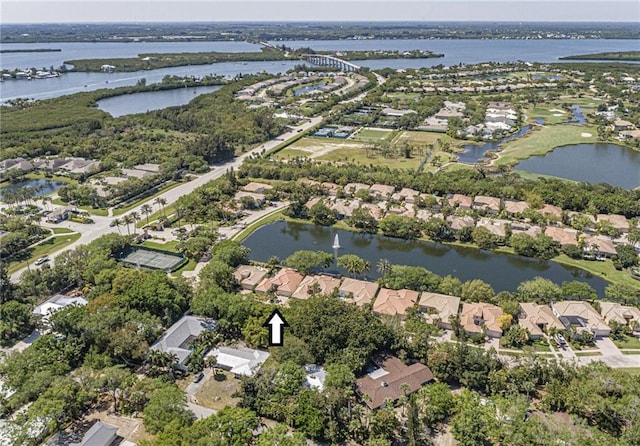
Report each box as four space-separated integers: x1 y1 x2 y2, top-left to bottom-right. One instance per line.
118 247 184 271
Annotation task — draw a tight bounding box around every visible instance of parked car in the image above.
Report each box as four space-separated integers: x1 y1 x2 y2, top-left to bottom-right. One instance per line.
556 334 567 346
34 256 49 266
193 372 204 383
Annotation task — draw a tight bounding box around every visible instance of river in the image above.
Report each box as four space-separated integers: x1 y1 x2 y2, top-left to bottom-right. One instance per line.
242 221 608 296
2 38 638 103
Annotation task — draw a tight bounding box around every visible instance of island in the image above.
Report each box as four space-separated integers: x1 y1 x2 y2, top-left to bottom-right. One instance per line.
559 50 640 61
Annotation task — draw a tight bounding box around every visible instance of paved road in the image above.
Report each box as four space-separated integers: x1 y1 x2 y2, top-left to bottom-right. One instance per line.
10 116 322 282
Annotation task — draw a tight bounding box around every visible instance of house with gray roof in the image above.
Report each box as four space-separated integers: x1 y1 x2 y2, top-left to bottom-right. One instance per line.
70 421 119 446
150 316 216 366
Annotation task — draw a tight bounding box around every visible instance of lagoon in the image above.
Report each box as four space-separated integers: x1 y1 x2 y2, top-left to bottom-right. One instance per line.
515 143 640 189
0 178 65 201
242 221 608 296
96 85 223 117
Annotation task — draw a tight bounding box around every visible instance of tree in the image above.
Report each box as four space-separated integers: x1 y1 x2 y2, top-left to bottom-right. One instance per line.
257 423 306 446
380 265 441 292
199 259 236 292
348 207 377 232
378 215 422 239
143 384 193 434
516 277 562 304
99 365 135 413
501 325 530 348
452 390 490 446
110 217 123 235
613 244 639 269
605 282 640 306
141 203 153 226
324 363 356 390
438 275 463 297
561 281 597 300
154 197 167 217
376 258 391 276
285 250 333 274
337 254 370 277
460 279 495 302
211 240 250 266
309 201 337 226
0 301 34 342
472 226 498 250
424 217 453 242
273 361 305 396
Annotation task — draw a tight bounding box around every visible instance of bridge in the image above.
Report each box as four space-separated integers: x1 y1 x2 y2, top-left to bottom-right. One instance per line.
302 54 361 72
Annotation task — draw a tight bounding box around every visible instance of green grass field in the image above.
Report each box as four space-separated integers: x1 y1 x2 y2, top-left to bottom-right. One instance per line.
526 106 568 125
50 227 75 235
494 124 598 167
553 254 640 289
353 128 395 142
317 147 424 169
112 180 182 216
614 336 640 349
274 148 314 159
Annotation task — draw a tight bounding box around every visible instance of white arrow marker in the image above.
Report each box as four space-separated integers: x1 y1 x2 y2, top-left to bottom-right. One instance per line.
263 309 289 347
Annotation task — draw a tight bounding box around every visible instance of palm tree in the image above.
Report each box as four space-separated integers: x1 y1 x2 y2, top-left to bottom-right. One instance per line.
154 197 167 217
130 211 140 235
110 217 123 234
122 215 134 236
376 258 391 276
141 203 153 226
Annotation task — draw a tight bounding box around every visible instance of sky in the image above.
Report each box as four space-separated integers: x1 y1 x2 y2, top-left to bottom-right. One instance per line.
1 0 639 24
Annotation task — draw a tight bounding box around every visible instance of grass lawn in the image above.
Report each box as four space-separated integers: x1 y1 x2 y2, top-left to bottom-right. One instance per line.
275 148 314 159
231 208 287 242
171 259 198 277
553 254 640 289
112 180 182 216
574 351 602 357
7 233 81 274
393 130 458 148
194 370 241 411
136 203 175 228
614 336 640 349
141 240 180 251
558 96 605 109
50 227 75 234
353 128 395 142
317 147 424 170
621 351 640 355
526 106 567 125
494 124 598 167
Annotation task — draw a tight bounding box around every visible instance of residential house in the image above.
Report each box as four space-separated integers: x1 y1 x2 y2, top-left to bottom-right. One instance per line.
255 268 304 298
502 199 529 217
207 346 269 377
612 119 634 132
599 302 640 335
544 226 579 247
33 294 88 320
473 196 501 215
234 265 268 291
373 288 419 319
381 107 417 117
476 217 510 238
583 235 617 258
150 316 216 366
242 182 273 194
70 421 119 446
511 223 542 238
330 198 360 219
292 275 342 300
133 163 161 173
447 215 475 233
596 214 629 234
518 303 565 339
391 188 420 204
0 157 34 176
539 204 563 223
355 356 434 409
339 278 380 306
321 182 341 197
619 129 640 140
448 193 473 210
460 303 504 338
418 292 461 329
343 183 370 196
235 191 266 207
551 301 611 337
369 184 395 201
359 203 385 220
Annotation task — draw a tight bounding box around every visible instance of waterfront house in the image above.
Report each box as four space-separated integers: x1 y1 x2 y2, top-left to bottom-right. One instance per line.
418 292 461 329
518 303 565 339
255 268 304 298
339 278 380 306
234 265 268 291
599 302 640 335
292 275 342 300
373 288 419 319
551 301 611 337
460 303 504 338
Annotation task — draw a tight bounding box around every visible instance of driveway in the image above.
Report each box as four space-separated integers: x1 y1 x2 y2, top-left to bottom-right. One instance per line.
594 336 621 357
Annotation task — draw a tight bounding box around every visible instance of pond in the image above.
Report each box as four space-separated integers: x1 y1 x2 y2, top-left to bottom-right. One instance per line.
0 178 65 201
564 104 587 125
515 143 640 189
96 85 223 117
458 124 534 164
242 221 608 296
293 81 327 96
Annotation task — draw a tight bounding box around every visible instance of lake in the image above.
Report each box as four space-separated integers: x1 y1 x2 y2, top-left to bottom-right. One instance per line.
515 143 640 189
459 124 535 164
2 38 638 103
96 85 223 117
0 178 65 201
242 221 608 296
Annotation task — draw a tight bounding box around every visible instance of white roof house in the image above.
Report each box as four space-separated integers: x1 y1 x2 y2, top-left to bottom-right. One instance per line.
207 346 269 377
303 364 327 391
33 294 88 320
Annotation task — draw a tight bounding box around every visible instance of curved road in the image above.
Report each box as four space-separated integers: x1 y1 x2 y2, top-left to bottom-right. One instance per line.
10 116 323 282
